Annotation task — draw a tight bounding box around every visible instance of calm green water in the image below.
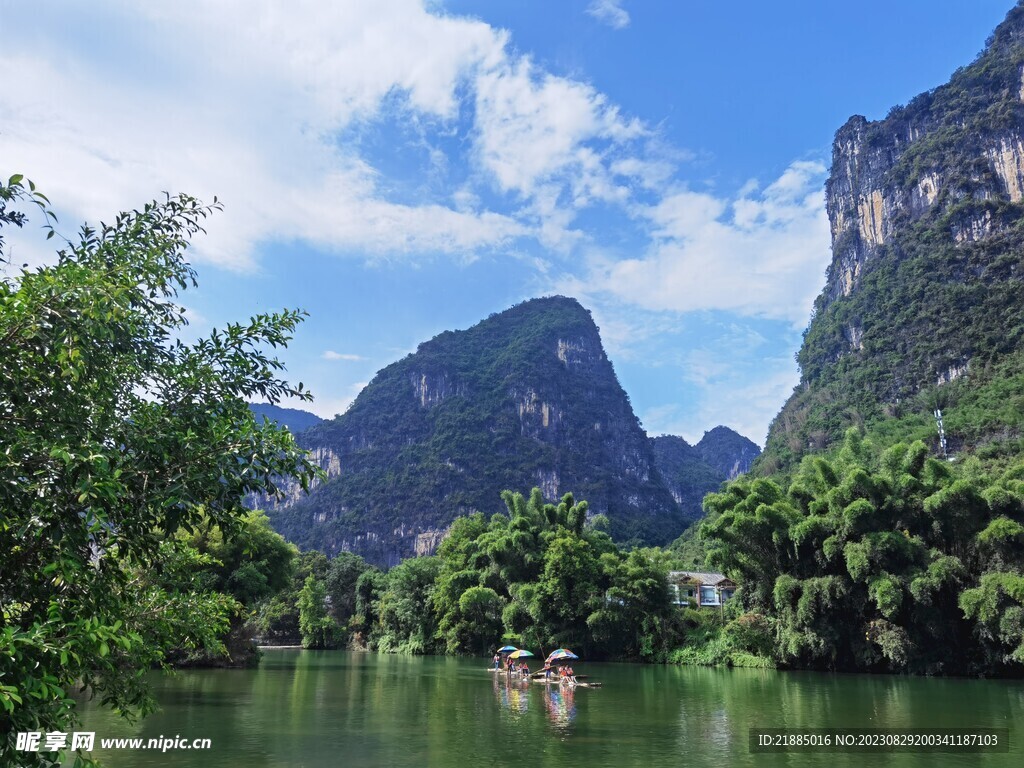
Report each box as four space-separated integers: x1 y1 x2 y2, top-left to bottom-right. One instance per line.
69 651 1023 767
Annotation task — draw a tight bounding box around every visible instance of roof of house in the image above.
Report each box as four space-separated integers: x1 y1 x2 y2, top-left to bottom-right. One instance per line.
668 570 734 586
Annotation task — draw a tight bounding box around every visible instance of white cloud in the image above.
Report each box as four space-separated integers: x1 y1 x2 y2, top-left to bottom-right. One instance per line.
587 1 631 30
611 156 675 189
564 160 830 325
473 57 643 201
1 0 661 272
321 351 366 361
2 0 829 455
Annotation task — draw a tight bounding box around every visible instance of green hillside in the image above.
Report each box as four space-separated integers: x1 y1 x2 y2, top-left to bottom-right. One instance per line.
762 2 1024 473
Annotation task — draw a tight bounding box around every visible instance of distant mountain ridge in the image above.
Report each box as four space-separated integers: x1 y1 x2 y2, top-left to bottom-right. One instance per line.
650 428 761 518
694 426 760 479
248 403 323 434
258 296 757 565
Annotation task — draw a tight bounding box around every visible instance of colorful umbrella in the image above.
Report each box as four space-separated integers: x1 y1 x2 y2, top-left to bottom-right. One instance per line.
497 645 519 654
508 649 534 659
545 649 579 664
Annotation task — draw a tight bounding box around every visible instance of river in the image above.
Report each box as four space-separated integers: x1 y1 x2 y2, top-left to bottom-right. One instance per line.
68 650 1022 767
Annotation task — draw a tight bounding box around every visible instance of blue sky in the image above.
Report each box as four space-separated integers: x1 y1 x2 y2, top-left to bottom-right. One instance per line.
1 0 1013 444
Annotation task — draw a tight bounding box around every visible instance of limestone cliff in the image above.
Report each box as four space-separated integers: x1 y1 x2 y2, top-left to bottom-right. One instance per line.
763 2 1024 470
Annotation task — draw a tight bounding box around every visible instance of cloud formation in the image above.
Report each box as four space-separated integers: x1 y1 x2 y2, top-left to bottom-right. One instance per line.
560 161 830 326
1 0 654 271
587 1 631 30
2 1 835 448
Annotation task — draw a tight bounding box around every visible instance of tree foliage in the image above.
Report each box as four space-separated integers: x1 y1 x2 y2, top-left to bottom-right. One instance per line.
0 179 319 766
700 429 1024 674
341 488 680 661
297 575 343 650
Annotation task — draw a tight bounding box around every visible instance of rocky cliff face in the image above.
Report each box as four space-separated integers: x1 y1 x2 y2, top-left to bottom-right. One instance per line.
820 4 1024 318
763 2 1024 470
266 296 688 565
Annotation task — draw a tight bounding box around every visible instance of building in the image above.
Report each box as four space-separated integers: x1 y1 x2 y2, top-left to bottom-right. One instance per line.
667 571 737 608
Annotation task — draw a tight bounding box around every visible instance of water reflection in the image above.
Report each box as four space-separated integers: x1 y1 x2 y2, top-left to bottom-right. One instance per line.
544 683 576 731
493 673 530 717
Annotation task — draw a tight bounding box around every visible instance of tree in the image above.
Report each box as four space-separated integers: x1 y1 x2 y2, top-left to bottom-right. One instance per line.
450 587 504 655
168 510 297 666
251 549 329 644
533 534 602 652
699 429 1024 674
588 549 677 661
350 567 387 646
184 510 297 607
375 557 442 654
325 551 371 626
0 179 320 766
297 575 343 649
0 174 55 264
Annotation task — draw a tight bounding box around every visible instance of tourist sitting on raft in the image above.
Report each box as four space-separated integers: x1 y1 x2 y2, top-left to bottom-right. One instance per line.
518 661 530 678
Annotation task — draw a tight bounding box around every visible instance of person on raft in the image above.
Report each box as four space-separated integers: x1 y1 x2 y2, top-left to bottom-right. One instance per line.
492 653 501 670
518 661 530 678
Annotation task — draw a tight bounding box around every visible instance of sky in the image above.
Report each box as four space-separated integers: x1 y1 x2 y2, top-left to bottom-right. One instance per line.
0 0 1014 445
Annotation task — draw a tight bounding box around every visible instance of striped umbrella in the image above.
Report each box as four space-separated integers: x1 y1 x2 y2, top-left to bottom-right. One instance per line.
545 649 579 664
508 649 534 659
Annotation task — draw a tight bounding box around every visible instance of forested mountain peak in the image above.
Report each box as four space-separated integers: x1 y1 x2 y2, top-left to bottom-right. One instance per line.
695 426 761 479
265 296 691 565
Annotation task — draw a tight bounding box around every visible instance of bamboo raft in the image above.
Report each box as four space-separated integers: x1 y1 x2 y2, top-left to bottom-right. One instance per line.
532 678 602 688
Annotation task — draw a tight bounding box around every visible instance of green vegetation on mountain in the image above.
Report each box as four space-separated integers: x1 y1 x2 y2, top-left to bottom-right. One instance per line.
0 177 318 767
651 428 761 521
270 296 692 563
695 426 760 478
762 2 1024 473
680 5 1024 677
